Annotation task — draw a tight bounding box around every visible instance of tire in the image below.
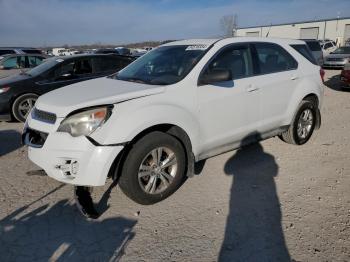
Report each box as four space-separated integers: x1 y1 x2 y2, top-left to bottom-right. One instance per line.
119 131 186 205
12 93 38 122
280 99 317 145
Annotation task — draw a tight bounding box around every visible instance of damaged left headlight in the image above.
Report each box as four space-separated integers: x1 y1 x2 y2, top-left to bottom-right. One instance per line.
57 106 112 137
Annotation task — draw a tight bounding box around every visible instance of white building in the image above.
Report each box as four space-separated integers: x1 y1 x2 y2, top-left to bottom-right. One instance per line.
235 17 350 46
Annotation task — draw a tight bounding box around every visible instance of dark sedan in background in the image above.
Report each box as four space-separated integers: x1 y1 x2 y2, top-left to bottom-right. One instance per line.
0 54 134 122
323 46 350 69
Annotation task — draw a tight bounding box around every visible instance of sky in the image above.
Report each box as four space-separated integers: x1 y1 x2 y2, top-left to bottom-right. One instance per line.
0 0 349 47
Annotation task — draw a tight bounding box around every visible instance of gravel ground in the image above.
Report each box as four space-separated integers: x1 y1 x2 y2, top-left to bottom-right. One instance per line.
0 70 349 262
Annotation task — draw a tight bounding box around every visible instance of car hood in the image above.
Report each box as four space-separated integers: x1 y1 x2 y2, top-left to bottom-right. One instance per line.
35 77 166 117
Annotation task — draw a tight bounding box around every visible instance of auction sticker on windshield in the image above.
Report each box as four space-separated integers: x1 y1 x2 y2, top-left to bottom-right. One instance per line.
185 45 208 51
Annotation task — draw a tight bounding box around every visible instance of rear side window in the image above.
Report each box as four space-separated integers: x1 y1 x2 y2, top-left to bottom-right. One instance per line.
291 44 318 65
28 56 44 67
74 59 93 75
254 43 298 74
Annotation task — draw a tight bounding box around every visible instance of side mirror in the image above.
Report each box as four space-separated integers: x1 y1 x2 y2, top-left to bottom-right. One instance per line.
199 69 232 86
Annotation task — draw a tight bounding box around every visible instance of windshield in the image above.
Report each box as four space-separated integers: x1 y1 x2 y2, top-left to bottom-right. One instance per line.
26 58 61 76
332 47 350 54
114 45 208 85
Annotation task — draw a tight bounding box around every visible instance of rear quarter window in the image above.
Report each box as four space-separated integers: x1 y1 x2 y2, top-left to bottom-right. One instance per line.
304 41 321 51
291 44 318 65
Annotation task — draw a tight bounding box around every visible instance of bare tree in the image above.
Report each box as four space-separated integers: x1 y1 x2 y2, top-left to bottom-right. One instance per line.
220 14 238 37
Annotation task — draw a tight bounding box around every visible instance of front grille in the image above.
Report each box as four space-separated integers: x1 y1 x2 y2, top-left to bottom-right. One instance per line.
326 57 344 62
32 108 57 124
22 128 48 148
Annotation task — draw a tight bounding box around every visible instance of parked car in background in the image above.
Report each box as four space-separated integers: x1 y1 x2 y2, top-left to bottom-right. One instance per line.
115 47 131 55
0 54 134 122
323 46 350 69
0 54 47 78
319 40 337 56
345 38 350 47
22 37 323 213
94 48 120 55
302 39 323 65
340 63 350 88
0 47 43 56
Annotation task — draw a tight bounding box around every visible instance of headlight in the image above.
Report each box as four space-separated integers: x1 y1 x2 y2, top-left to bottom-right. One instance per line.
57 106 112 137
0 86 10 94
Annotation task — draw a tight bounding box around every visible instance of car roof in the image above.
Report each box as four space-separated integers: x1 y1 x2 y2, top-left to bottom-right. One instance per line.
0 47 41 50
163 37 305 47
46 53 133 61
0 53 46 58
300 39 319 42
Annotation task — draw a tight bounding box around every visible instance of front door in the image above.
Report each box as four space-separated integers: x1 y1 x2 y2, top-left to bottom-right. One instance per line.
197 44 260 155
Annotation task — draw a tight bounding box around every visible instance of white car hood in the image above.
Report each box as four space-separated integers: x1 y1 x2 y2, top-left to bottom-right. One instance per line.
35 77 165 117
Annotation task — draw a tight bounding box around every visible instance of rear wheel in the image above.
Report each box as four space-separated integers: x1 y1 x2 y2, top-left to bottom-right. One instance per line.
12 93 38 122
118 131 186 205
280 100 317 145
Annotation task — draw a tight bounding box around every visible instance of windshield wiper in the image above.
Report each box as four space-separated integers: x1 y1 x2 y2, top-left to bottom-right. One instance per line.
120 77 148 84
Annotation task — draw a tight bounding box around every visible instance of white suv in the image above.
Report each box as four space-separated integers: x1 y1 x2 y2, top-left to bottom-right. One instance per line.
23 37 324 206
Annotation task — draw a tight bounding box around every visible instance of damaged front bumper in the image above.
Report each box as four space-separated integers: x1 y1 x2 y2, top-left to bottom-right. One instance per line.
23 114 124 186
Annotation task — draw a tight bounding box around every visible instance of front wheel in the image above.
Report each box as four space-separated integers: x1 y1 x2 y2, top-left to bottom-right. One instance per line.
12 93 38 122
280 100 317 145
118 131 186 205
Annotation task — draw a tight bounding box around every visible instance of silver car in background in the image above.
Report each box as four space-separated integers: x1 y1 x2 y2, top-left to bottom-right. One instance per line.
323 46 350 69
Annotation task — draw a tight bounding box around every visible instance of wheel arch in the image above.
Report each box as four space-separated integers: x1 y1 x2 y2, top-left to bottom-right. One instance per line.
283 76 322 128
108 123 195 182
10 92 40 120
302 93 321 129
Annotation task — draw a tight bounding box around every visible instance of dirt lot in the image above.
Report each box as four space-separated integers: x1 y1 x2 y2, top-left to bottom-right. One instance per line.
0 70 349 262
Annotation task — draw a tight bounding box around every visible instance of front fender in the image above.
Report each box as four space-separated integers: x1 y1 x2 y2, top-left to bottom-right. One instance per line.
91 99 201 156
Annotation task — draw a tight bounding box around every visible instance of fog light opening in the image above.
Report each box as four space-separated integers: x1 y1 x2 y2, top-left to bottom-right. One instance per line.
55 159 79 178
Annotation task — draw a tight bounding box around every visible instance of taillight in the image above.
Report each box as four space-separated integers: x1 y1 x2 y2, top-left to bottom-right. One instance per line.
320 68 325 83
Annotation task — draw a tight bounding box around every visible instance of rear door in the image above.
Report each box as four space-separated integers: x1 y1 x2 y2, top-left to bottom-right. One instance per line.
251 42 299 133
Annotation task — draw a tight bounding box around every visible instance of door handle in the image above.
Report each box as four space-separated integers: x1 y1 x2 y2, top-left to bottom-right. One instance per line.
246 85 259 92
291 76 299 80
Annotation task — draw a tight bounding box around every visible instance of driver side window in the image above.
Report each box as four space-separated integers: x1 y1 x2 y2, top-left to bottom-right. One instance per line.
203 45 254 81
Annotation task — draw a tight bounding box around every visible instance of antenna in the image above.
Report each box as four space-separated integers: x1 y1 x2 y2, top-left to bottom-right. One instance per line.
265 23 272 37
